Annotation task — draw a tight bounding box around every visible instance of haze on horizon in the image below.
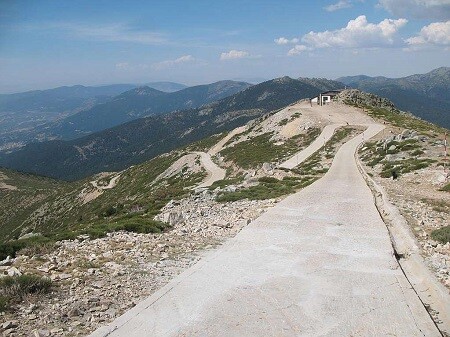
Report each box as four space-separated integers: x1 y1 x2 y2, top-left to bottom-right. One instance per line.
0 0 449 93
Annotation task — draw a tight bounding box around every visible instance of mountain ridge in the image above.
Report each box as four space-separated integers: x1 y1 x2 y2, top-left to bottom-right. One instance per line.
0 77 342 180
337 67 450 128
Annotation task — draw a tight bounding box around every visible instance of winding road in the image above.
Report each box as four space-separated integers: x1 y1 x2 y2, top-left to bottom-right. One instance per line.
194 152 226 188
90 123 441 337
279 124 343 169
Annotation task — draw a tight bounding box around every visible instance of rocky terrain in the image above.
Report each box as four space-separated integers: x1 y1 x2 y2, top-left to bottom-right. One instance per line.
0 189 277 336
359 128 450 289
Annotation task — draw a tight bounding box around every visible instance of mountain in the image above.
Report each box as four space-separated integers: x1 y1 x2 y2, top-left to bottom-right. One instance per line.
297 77 345 91
0 81 249 150
0 77 342 181
144 81 188 92
35 80 252 140
0 84 137 152
0 84 137 114
337 67 450 128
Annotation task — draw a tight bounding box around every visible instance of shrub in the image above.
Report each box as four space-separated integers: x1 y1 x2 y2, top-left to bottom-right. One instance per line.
0 236 52 260
431 226 450 244
0 295 8 312
0 275 52 306
440 183 450 192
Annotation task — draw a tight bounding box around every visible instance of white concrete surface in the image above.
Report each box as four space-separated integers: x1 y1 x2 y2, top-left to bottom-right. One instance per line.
208 126 247 156
90 124 440 337
195 152 226 188
279 124 343 169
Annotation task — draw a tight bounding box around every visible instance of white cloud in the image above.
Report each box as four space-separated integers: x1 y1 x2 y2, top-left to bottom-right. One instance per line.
288 45 312 55
274 37 300 45
24 22 167 45
406 21 450 46
301 15 407 49
115 62 130 70
220 50 250 60
378 0 450 19
152 55 195 69
324 0 352 12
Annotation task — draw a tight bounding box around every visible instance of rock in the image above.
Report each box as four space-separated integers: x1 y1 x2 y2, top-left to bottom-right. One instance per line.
262 162 274 172
388 145 397 151
2 328 15 336
50 328 63 334
32 330 50 337
6 267 21 277
401 129 411 139
1 321 18 330
0 256 13 267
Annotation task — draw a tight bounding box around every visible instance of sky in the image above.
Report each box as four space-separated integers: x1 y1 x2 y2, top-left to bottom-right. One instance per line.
0 0 449 93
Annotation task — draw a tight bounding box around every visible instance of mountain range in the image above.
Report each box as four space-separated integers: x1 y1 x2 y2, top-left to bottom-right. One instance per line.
0 81 248 150
337 67 450 129
0 77 341 180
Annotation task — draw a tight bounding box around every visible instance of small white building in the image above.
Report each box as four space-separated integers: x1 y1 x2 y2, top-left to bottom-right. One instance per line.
318 90 343 106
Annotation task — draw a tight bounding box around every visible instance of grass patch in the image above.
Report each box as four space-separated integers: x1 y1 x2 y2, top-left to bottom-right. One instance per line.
380 158 436 178
431 226 450 244
220 128 320 169
440 183 450 192
0 274 52 310
0 236 52 261
216 176 316 202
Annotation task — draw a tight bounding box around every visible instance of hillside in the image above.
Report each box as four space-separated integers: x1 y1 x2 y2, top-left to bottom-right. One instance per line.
0 84 139 152
0 81 251 148
2 91 449 335
0 77 342 180
337 67 450 128
143 81 188 92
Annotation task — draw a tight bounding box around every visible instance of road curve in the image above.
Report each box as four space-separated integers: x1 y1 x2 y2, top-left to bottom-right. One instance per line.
279 123 343 169
195 152 226 188
90 124 440 337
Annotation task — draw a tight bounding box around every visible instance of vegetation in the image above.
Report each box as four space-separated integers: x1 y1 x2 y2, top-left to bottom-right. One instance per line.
220 128 320 169
0 150 205 258
217 126 360 202
338 67 450 129
360 136 437 179
431 226 450 244
440 183 450 192
216 176 316 202
0 77 342 181
347 103 445 134
379 158 436 178
0 274 52 311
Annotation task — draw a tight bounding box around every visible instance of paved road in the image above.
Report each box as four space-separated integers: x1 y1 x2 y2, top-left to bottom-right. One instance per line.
279 124 343 169
91 124 440 337
195 152 226 188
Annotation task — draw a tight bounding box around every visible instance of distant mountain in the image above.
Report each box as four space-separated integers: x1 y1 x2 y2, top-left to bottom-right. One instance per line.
0 81 249 150
0 77 342 181
337 67 450 128
297 77 345 92
0 84 137 152
35 80 252 140
144 81 188 92
0 84 137 113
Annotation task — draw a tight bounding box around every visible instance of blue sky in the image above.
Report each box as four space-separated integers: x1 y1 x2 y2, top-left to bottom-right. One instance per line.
0 0 449 92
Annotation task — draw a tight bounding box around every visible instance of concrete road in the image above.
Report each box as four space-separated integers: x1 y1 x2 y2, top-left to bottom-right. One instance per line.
90 124 440 337
279 124 343 169
195 152 226 188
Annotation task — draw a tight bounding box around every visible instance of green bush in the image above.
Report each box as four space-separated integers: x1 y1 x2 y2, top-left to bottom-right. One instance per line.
431 226 450 244
440 183 450 192
0 275 52 306
0 236 52 260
